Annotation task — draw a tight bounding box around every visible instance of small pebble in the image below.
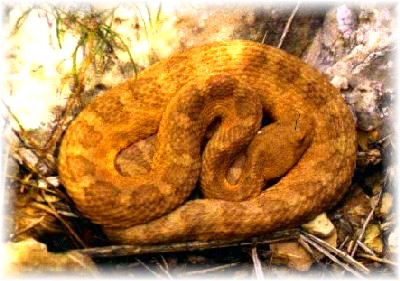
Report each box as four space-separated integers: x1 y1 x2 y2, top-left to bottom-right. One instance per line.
301 212 335 238
331 75 349 90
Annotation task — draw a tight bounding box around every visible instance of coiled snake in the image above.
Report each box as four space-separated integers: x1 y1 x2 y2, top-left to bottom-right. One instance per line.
58 40 356 244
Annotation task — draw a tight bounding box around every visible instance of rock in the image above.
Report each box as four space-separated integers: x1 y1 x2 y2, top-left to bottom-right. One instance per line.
304 5 394 135
324 230 338 248
336 5 356 39
270 242 313 272
363 224 383 254
352 82 383 131
379 192 393 218
271 212 341 271
302 212 335 238
270 230 337 271
330 75 349 90
4 238 97 276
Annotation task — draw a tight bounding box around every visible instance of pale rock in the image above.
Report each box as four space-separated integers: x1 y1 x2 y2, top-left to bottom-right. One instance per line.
302 212 335 238
4 238 97 276
352 82 383 131
336 5 356 39
331 75 349 90
270 230 337 271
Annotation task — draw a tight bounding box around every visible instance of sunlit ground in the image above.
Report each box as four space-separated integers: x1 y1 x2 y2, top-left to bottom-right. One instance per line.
3 3 185 130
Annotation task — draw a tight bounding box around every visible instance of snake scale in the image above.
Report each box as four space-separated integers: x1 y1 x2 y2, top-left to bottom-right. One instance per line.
58 40 357 244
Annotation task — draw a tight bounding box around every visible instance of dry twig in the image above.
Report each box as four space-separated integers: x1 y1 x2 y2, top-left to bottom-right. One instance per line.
298 235 318 259
72 229 299 257
135 258 162 278
357 253 397 266
178 263 240 277
356 241 376 256
31 202 86 248
338 236 349 250
300 234 365 279
350 189 383 257
155 255 174 279
251 246 264 279
6 175 58 195
11 215 45 238
277 1 300 48
302 232 370 274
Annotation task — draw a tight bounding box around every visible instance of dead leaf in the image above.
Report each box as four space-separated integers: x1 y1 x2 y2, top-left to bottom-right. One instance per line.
340 185 372 224
357 130 370 151
46 176 60 187
363 224 383 254
379 192 393 218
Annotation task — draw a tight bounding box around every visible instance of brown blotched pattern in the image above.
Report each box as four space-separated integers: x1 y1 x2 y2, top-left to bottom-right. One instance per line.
58 40 356 244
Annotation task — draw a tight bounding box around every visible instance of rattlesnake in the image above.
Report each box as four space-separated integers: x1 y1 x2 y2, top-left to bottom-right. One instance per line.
58 40 357 244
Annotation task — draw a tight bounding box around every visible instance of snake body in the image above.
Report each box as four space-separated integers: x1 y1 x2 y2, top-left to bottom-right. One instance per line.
58 40 356 244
